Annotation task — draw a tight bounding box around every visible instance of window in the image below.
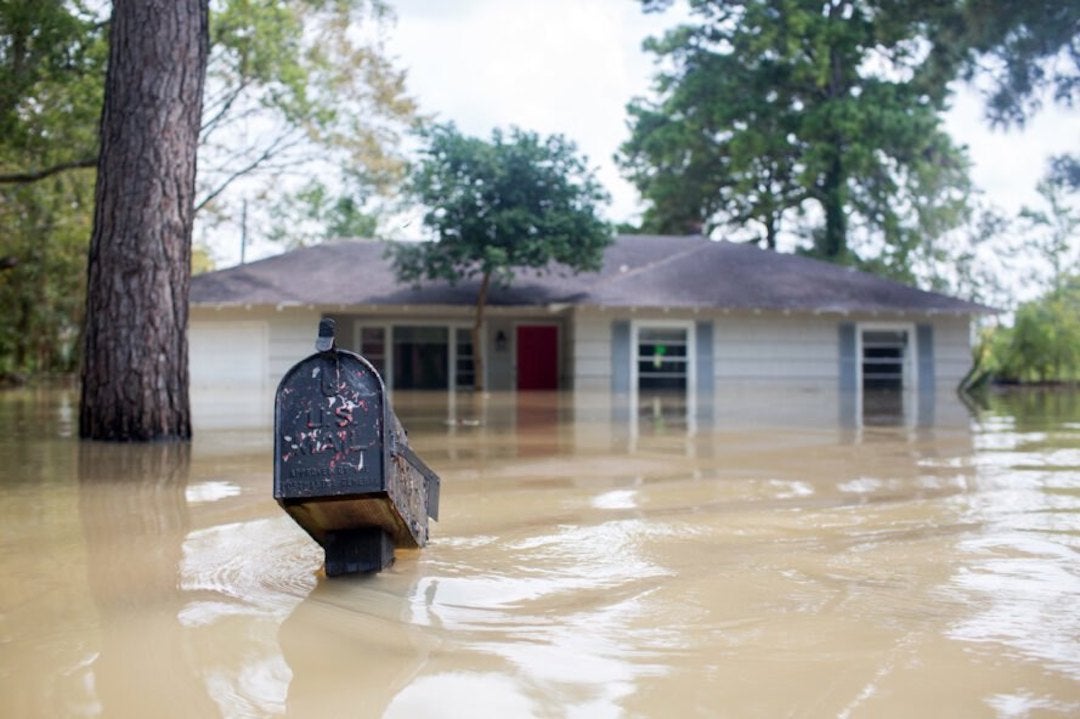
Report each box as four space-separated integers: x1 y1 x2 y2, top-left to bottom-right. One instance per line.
357 326 387 377
636 325 690 391
455 328 475 389
352 321 475 391
861 329 909 390
393 326 449 389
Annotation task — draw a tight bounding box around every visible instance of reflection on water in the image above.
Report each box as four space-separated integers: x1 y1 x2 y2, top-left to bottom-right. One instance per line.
0 386 1078 717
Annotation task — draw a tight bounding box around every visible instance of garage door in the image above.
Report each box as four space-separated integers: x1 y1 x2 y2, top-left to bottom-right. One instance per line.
189 321 268 388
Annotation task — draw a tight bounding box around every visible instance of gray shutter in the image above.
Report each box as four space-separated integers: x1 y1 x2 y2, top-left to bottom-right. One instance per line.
838 323 857 392
917 324 935 393
611 320 631 393
695 321 714 396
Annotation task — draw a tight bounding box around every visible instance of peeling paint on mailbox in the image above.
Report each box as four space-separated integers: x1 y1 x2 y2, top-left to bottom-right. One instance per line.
273 318 440 575
274 353 386 499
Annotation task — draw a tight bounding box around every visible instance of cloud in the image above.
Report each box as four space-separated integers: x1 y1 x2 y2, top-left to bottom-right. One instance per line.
390 0 1077 225
389 0 686 223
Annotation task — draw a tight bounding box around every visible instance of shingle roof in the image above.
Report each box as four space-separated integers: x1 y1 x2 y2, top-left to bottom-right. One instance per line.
190 235 994 315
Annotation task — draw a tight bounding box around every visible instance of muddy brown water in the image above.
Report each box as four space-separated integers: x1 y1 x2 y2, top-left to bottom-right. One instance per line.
0 386 1078 717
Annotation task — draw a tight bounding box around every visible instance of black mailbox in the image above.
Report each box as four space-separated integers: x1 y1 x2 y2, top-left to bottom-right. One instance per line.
274 319 439 575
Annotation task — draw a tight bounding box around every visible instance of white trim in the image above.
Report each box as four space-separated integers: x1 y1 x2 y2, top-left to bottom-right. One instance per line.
452 326 477 390
353 321 392 387
189 319 269 388
352 319 477 391
630 319 697 393
853 321 920 429
856 321 918 390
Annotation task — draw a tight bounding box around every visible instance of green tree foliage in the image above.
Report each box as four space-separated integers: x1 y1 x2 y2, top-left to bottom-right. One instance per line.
0 0 416 377
197 0 417 219
1046 154 1080 193
1019 173 1080 293
978 276 1080 384
391 124 612 390
934 1 1080 200
0 175 93 377
968 167 1080 387
620 0 972 276
939 0 1080 129
266 176 379 248
0 0 105 182
0 1 105 378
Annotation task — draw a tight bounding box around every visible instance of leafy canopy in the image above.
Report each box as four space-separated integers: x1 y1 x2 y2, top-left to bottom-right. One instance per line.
979 276 1080 384
620 0 972 277
941 0 1080 129
0 0 415 376
392 124 612 287
0 1 105 376
391 123 611 392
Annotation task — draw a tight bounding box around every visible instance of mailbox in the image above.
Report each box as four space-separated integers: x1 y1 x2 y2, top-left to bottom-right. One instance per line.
274 319 439 575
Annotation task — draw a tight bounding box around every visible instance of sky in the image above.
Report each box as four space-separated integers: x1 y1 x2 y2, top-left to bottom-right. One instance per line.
383 0 1078 232
216 0 1077 266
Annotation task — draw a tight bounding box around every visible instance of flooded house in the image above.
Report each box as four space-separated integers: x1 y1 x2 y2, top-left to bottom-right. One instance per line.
189 234 992 426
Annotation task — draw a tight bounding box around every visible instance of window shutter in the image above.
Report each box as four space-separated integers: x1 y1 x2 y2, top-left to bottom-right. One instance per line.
611 320 630 393
695 321 714 396
838 323 857 392
917 324 935 394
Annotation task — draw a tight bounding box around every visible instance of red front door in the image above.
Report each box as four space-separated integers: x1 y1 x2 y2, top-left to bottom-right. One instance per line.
516 325 559 390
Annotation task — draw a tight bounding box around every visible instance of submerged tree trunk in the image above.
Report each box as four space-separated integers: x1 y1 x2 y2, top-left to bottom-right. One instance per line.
79 0 209 441
471 271 491 393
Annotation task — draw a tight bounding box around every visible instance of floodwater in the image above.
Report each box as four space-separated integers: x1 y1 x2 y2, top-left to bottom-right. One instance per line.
1 386 1078 718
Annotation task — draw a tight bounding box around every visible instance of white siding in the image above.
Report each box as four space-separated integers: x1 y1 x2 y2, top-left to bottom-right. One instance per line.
189 306 319 388
933 316 973 388
713 315 838 384
268 312 320 384
189 320 268 388
570 311 613 391
568 309 976 392
191 306 975 395
487 320 514 391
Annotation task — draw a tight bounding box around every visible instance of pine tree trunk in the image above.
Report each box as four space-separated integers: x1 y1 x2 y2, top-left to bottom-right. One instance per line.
817 154 847 260
471 271 491 392
79 0 208 441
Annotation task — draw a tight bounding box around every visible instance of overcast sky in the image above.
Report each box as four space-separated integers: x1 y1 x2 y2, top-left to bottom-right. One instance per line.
385 0 1078 233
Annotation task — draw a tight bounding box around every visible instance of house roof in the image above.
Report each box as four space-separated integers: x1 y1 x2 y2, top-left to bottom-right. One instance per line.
190 235 994 315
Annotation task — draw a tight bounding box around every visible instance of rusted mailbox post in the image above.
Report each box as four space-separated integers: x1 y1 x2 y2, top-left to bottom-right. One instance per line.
274 319 439 575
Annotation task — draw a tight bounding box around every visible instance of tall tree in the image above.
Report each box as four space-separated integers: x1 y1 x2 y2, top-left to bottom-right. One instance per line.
1019 171 1080 294
1 1 415 377
979 275 1080 384
621 0 971 273
195 0 417 233
1 1 415 207
391 124 612 391
943 0 1080 129
0 0 104 183
79 0 208 440
0 2 104 377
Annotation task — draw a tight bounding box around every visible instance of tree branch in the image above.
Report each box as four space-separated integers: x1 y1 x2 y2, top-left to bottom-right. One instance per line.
194 132 306 212
0 158 96 185
200 77 252 140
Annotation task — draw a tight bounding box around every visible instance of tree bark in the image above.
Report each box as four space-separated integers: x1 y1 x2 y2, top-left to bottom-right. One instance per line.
79 0 209 441
817 153 847 259
471 271 491 392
